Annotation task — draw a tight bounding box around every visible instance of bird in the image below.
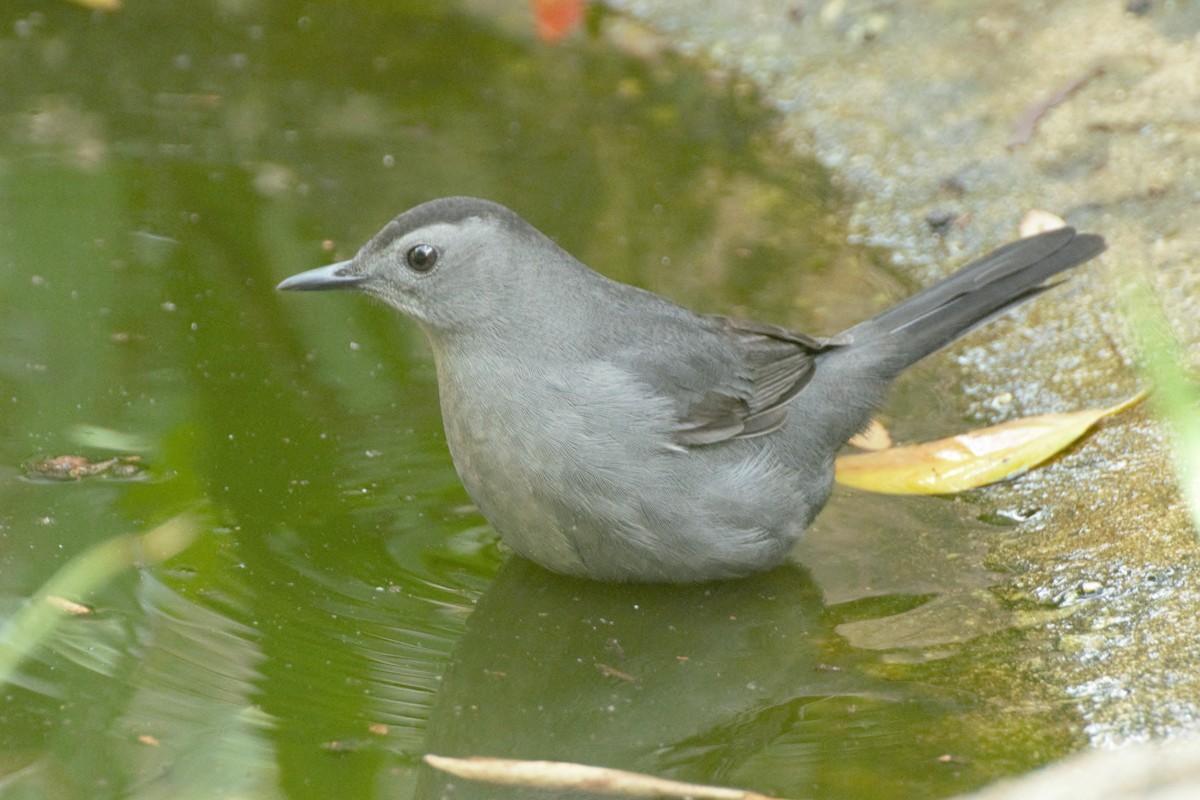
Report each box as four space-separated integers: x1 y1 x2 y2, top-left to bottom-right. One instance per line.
277 196 1105 583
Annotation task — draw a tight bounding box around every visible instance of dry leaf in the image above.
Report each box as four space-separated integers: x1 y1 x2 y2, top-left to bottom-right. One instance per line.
423 754 788 800
44 596 92 615
1019 209 1066 238
834 392 1146 495
848 418 893 451
25 454 143 481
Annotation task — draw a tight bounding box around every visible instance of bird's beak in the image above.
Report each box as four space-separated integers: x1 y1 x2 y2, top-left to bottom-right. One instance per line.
276 260 367 292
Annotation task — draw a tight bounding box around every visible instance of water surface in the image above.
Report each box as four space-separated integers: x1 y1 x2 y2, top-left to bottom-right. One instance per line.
0 3 1078 798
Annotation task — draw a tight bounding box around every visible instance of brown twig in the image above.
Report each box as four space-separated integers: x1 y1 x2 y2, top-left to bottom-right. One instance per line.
1008 65 1103 149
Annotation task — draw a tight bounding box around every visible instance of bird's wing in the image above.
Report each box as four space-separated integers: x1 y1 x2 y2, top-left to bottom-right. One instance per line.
664 316 849 447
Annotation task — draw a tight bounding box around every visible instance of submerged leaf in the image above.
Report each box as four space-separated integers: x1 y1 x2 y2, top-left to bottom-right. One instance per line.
834 392 1146 495
423 754 788 800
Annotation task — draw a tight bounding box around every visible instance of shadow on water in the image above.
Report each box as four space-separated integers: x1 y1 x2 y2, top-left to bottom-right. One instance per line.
0 2 1081 799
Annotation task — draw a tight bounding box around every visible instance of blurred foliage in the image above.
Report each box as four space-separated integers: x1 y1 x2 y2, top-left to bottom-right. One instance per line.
1125 285 1200 537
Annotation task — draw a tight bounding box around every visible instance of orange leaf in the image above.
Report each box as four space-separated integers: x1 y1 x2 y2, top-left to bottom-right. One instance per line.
533 0 584 43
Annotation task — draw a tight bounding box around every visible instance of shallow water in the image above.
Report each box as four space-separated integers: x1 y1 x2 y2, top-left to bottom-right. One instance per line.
0 3 1080 799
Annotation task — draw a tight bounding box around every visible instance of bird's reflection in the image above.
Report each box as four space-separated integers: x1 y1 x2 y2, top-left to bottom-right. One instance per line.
414 557 912 800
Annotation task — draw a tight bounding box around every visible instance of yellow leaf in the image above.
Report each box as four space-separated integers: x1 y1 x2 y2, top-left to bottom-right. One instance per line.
834 392 1146 495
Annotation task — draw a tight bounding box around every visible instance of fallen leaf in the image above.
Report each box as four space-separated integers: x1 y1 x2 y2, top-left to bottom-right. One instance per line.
834 392 1146 495
44 596 92 615
848 418 892 451
423 754 789 800
25 454 144 481
1018 209 1066 238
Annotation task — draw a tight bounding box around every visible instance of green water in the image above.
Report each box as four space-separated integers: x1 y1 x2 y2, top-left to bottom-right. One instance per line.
0 3 1079 799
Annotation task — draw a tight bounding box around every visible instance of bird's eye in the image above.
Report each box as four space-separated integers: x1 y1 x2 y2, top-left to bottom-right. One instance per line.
405 244 439 272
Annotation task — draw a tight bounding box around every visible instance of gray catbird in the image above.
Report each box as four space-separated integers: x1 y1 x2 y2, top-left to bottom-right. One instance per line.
277 197 1105 583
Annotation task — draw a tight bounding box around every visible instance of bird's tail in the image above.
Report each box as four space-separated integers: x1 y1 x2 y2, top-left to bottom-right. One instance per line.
797 227 1105 453
843 227 1106 376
